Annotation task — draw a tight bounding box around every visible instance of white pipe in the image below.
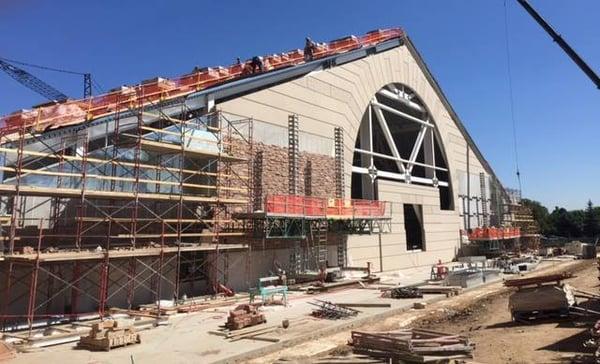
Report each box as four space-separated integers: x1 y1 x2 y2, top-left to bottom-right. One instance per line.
377 89 424 113
352 166 449 187
354 148 448 172
371 101 433 128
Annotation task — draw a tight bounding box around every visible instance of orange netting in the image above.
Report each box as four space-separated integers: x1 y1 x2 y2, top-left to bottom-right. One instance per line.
0 28 403 135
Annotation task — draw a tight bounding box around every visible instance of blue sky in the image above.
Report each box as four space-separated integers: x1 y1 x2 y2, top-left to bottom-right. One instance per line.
1 1 598 210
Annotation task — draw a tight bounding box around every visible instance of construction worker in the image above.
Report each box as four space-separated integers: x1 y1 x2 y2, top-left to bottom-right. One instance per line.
304 37 317 61
250 56 264 73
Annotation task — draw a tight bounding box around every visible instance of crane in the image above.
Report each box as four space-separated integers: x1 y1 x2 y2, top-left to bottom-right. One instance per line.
516 0 600 89
0 57 93 103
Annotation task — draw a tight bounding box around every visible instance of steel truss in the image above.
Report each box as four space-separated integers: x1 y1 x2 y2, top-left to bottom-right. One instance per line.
0 92 252 333
352 84 450 189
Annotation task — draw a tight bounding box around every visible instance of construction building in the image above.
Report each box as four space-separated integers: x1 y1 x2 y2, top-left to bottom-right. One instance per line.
0 28 517 331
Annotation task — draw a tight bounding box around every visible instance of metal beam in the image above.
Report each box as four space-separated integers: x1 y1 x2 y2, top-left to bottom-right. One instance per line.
407 124 428 173
371 101 433 128
371 100 406 173
354 148 447 172
377 88 424 113
352 166 448 187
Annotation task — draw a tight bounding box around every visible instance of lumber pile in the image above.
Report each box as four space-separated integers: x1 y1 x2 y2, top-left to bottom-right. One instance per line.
78 320 140 351
210 318 308 342
416 285 462 297
504 272 573 288
506 273 576 321
213 324 281 343
305 277 380 294
226 304 266 330
350 328 474 363
138 294 245 315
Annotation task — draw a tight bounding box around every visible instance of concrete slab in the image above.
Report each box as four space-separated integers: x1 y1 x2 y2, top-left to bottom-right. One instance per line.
8 260 570 364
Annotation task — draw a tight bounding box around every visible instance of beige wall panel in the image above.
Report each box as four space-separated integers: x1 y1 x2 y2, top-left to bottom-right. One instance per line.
219 43 493 272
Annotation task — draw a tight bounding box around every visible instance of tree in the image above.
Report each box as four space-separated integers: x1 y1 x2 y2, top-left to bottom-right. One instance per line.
583 200 600 237
546 207 583 237
521 198 550 233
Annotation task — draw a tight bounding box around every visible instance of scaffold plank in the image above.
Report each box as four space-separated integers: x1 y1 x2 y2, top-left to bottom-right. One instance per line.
0 147 249 180
0 184 248 204
1 244 248 262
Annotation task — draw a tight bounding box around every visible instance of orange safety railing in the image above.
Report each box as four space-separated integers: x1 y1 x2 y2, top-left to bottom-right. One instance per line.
464 227 521 241
264 195 389 219
264 195 326 217
1 28 404 135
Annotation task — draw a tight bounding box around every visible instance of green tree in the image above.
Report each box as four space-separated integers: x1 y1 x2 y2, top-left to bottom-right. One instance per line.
583 200 600 237
521 198 550 233
546 207 583 237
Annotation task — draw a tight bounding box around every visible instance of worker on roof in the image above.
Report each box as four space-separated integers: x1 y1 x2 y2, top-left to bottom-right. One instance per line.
250 56 264 73
304 37 317 61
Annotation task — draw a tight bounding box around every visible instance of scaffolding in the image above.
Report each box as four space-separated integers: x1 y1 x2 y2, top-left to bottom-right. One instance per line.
0 97 252 333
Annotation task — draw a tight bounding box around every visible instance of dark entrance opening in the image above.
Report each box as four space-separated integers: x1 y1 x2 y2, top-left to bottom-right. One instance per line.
404 204 425 251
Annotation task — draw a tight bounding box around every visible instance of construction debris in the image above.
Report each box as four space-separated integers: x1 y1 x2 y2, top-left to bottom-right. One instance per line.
583 319 600 361
506 272 576 321
226 304 266 330
78 320 141 352
0 341 16 361
387 287 423 299
350 328 474 363
336 303 391 308
413 302 427 309
309 300 360 319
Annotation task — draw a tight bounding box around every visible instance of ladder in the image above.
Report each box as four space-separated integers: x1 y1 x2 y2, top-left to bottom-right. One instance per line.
334 127 344 198
479 173 488 227
288 115 299 195
337 241 346 268
289 240 303 275
310 220 328 269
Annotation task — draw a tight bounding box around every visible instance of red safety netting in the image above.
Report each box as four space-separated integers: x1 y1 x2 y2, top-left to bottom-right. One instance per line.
1 28 403 135
264 195 389 219
465 227 521 241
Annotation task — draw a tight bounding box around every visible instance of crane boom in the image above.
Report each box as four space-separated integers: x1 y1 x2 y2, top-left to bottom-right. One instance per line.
0 59 69 102
517 0 600 89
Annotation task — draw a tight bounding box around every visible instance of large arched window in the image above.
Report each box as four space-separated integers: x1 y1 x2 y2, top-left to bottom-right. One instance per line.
351 83 453 210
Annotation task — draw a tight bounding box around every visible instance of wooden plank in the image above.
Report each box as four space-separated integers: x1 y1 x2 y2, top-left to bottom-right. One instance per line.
504 272 573 287
336 303 391 308
0 184 248 204
140 126 232 145
77 217 235 223
142 112 221 131
114 232 245 238
0 166 247 192
0 147 248 180
124 137 246 162
2 244 248 262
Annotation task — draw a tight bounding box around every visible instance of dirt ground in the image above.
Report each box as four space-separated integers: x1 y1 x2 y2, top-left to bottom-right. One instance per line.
260 259 599 364
413 259 599 364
